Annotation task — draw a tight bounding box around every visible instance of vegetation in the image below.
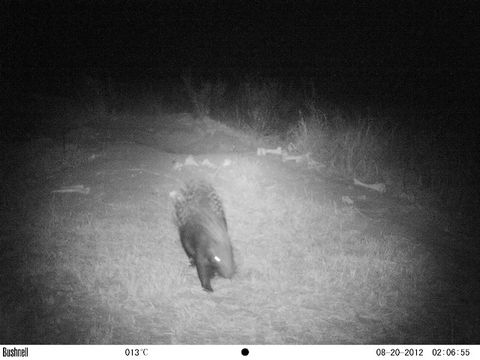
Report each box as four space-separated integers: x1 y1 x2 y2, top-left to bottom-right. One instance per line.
1 71 478 343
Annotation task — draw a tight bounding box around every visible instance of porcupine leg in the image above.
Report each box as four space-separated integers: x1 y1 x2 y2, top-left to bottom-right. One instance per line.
195 255 214 292
179 228 196 266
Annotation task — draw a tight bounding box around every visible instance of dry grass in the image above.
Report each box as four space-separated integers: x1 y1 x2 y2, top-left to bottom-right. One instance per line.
1 133 478 344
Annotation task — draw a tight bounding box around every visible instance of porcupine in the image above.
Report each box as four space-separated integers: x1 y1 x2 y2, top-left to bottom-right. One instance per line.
171 180 235 292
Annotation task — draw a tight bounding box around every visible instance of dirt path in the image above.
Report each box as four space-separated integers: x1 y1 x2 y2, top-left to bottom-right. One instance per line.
1 115 479 344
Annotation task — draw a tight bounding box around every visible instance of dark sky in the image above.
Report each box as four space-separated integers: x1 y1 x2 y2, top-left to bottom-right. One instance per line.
3 0 479 107
4 1 477 70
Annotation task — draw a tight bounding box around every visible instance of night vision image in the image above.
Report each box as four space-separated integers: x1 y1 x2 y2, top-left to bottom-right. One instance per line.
1 1 479 344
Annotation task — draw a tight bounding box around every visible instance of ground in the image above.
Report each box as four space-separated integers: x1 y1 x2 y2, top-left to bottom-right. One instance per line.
1 114 478 344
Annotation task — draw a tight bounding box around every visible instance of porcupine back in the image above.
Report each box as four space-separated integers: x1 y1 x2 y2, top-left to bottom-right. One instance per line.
172 180 234 292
